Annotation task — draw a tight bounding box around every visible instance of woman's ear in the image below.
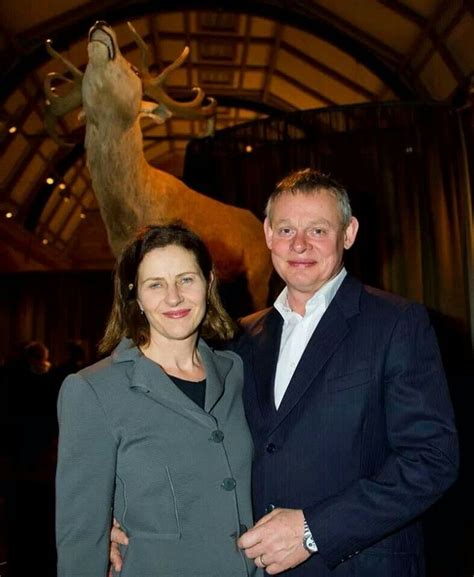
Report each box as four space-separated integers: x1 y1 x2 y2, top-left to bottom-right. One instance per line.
208 271 215 301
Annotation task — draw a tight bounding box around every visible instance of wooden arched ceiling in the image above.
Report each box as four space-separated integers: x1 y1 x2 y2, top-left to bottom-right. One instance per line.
0 0 473 271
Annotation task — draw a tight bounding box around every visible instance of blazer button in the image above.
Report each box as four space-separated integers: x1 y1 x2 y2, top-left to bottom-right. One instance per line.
209 430 225 443
265 443 277 453
265 503 275 513
221 477 236 491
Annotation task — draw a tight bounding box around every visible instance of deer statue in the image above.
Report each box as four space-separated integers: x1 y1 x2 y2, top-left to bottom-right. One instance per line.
44 21 272 310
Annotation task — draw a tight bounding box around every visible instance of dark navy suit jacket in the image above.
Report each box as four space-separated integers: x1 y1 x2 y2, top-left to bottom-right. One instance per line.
236 275 458 577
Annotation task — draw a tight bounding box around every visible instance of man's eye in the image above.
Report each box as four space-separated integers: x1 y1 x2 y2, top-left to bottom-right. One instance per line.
278 228 294 236
309 228 326 237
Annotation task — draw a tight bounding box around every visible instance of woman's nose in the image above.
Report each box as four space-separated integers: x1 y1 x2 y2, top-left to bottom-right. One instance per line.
165 284 183 305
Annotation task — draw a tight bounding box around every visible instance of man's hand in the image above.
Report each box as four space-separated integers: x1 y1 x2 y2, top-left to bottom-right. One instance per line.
237 508 311 574
108 518 129 576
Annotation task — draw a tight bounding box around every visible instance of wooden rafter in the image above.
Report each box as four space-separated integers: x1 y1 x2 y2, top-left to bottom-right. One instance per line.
148 14 164 70
263 21 283 103
275 69 336 106
412 4 468 81
280 40 377 101
379 0 464 83
238 15 252 91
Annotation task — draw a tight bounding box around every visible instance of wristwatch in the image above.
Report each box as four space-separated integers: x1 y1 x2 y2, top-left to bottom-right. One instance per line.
302 518 318 553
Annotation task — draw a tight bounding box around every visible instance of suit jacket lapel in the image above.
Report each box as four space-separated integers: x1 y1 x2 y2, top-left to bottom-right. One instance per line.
198 340 229 413
250 308 283 420
270 275 362 433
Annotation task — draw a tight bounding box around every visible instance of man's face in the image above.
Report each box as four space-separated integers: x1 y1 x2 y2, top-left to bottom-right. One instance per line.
264 190 359 309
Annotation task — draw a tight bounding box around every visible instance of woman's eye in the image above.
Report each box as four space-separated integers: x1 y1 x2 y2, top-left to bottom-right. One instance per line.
150 282 163 289
180 276 193 285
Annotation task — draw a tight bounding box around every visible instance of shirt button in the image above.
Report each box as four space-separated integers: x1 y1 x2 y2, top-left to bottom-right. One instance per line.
265 443 277 453
209 430 224 443
221 477 236 491
265 503 276 513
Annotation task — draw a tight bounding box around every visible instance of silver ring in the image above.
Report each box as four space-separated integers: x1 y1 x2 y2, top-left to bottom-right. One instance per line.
259 554 267 568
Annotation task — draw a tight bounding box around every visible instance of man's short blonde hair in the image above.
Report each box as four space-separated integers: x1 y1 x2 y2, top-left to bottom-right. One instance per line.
265 168 353 227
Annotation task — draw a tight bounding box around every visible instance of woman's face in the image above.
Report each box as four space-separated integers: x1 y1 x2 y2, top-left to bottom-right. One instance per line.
136 244 209 344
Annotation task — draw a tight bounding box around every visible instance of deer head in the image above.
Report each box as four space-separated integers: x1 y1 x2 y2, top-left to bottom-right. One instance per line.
44 21 216 143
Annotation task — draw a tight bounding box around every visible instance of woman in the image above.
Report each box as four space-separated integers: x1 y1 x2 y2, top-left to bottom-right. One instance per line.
56 223 258 577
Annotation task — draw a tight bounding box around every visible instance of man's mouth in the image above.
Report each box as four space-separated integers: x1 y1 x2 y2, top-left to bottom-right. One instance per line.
287 260 316 268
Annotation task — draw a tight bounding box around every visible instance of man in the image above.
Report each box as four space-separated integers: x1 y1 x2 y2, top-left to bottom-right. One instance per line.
110 168 458 576
234 168 458 576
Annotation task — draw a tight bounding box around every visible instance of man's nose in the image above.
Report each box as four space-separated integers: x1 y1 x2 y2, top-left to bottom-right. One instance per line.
291 230 309 253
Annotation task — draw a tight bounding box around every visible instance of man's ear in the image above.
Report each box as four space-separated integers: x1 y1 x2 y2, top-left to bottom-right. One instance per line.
263 217 273 250
343 217 359 249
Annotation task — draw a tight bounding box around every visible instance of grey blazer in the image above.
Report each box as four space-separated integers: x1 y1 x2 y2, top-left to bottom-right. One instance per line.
56 338 258 577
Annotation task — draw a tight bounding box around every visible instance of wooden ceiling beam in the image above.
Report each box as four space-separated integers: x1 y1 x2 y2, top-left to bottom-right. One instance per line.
0 218 73 268
412 5 466 78
377 0 426 28
41 156 87 244
280 40 377 101
0 1 417 102
263 21 283 103
238 15 252 93
148 14 164 70
275 69 336 106
389 0 464 82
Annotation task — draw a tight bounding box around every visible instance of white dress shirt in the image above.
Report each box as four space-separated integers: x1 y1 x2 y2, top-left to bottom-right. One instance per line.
273 268 347 409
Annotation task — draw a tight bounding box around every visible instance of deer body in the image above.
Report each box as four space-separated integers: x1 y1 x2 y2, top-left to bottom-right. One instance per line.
46 23 272 309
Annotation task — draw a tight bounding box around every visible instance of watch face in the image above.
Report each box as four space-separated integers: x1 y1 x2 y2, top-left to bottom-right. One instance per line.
304 534 317 553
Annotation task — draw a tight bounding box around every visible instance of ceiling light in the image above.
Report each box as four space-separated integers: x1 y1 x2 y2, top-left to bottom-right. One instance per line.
59 183 67 190
245 145 253 153
8 126 17 134
42 238 49 245
5 211 13 219
46 177 55 185
80 212 86 219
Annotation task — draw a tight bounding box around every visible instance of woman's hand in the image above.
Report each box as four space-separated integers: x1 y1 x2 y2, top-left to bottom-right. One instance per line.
108 518 129 576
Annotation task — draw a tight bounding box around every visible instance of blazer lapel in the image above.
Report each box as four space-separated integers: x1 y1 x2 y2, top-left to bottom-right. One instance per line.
270 275 362 433
120 339 231 424
114 341 215 427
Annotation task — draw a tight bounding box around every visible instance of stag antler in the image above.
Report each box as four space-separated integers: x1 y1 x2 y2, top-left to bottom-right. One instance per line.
44 39 84 146
127 22 216 132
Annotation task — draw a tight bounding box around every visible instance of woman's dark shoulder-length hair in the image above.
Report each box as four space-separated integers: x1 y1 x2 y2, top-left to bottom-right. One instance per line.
99 223 236 354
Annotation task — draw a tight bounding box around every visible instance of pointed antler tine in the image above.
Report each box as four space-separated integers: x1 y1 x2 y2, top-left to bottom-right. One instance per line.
127 21 150 75
44 39 84 146
46 39 84 80
154 46 190 86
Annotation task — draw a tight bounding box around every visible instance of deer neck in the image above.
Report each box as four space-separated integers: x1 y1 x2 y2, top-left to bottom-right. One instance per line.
85 119 152 254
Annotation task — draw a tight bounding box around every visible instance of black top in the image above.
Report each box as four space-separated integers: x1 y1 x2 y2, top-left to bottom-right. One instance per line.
169 375 206 409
